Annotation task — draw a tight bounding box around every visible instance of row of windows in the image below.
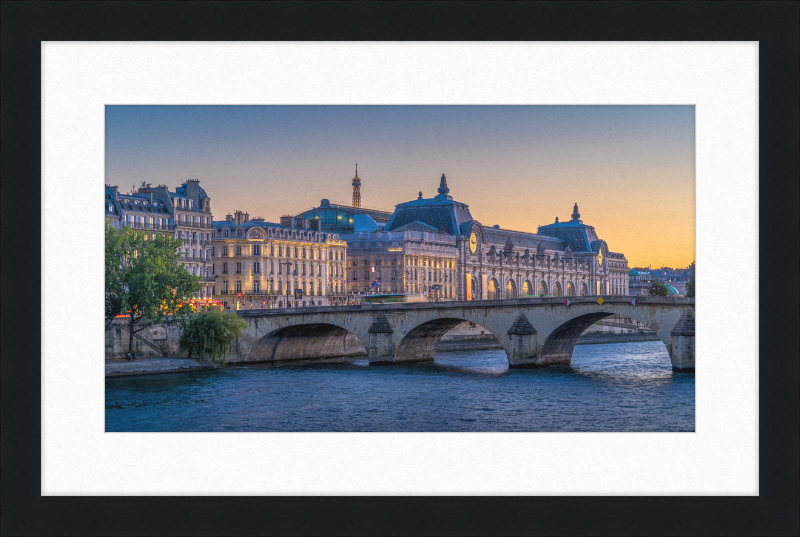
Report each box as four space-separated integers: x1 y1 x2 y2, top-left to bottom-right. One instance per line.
211 245 343 260
351 257 455 269
124 215 171 228
217 261 328 276
351 270 454 282
177 231 211 241
176 213 210 224
182 249 210 259
217 280 342 295
174 198 197 210
185 266 212 277
216 227 335 242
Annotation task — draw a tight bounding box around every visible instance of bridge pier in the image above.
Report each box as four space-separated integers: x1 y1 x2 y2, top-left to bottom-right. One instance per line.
669 309 695 372
367 312 396 365
506 314 544 369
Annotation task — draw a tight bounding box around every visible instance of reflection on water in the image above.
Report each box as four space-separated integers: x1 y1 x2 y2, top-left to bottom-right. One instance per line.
105 341 694 432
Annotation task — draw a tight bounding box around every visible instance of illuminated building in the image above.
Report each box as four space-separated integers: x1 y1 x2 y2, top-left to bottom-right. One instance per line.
210 211 348 309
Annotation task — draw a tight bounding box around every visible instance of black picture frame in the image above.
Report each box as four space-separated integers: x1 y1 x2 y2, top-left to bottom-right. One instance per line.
2 2 797 535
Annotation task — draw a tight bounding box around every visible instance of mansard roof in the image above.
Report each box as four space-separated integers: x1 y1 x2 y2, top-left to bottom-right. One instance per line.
481 226 565 251
212 220 341 241
115 193 172 214
536 206 601 253
175 182 209 199
383 174 474 235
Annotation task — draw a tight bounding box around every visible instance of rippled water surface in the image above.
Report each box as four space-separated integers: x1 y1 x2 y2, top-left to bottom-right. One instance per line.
106 342 694 432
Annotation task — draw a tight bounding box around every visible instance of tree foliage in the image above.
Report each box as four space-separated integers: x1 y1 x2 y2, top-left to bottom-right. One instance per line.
685 261 695 297
649 281 669 297
179 309 246 365
105 221 201 351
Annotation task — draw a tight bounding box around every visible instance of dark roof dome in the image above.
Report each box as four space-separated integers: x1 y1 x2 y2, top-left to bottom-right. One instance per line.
383 174 473 236
536 203 599 252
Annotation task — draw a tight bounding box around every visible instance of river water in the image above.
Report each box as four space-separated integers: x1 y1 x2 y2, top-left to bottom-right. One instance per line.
105 341 694 432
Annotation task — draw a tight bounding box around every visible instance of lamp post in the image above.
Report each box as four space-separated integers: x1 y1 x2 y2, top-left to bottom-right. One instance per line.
266 277 274 309
279 261 293 307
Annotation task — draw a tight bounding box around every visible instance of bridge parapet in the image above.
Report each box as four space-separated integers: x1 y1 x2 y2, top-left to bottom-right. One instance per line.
237 296 694 317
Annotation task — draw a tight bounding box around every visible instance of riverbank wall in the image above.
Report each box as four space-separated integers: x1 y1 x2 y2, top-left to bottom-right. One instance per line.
105 320 181 360
106 357 217 377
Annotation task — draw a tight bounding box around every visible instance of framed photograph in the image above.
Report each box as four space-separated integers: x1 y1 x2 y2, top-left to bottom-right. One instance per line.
103 103 697 434
2 2 797 535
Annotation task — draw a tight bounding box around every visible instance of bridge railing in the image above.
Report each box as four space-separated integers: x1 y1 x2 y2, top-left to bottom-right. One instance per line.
235 295 694 316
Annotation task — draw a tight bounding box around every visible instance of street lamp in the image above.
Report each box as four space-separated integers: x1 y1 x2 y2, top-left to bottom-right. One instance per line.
279 261 293 307
266 277 274 309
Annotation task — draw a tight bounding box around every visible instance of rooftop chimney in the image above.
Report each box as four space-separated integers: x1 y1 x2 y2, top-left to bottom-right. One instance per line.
226 214 233 223
185 179 200 201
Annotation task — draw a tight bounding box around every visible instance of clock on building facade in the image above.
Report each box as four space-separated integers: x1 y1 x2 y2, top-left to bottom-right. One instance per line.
469 231 478 253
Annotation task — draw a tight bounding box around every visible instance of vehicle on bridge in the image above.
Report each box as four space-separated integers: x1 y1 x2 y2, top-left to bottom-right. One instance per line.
361 293 426 304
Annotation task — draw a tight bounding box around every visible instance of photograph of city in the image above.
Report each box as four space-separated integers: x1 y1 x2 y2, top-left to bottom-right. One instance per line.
105 105 695 432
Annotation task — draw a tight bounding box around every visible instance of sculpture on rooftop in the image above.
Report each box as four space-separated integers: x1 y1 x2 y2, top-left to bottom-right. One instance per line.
438 173 449 196
571 203 581 221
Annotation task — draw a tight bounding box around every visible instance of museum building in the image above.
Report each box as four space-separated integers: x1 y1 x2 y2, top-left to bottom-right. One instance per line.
301 173 629 300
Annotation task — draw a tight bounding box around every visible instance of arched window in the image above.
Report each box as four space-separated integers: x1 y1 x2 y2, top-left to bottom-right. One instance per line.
522 281 532 297
538 281 548 297
566 282 575 296
553 281 562 297
580 282 589 296
487 279 498 300
505 280 516 299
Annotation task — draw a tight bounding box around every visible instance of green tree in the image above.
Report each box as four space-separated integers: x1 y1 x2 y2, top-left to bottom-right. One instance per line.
649 281 669 297
105 221 201 353
105 221 132 329
179 309 246 365
685 261 695 297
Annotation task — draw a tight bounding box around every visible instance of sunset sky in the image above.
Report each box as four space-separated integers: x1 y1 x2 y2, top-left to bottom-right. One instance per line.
106 105 695 268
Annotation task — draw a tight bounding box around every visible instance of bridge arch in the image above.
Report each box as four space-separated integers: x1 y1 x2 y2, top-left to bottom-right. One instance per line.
393 316 510 365
244 322 367 363
538 311 671 369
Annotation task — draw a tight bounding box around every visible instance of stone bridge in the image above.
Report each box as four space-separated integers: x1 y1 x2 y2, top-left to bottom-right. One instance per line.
229 296 695 371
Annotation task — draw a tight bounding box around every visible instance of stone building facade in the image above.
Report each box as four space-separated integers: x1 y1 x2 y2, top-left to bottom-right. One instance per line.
342 230 459 298
210 211 348 309
105 179 216 297
360 174 629 300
